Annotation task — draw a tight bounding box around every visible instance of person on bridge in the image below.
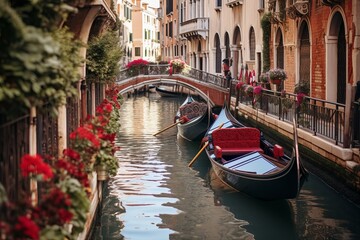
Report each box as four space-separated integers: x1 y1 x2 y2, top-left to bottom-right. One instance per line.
222 58 230 77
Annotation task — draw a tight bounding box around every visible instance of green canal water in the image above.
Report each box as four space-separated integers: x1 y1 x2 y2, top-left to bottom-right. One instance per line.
93 93 360 240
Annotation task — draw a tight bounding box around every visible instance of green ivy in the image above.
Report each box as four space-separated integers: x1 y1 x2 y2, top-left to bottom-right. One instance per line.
0 0 83 116
261 12 271 73
86 30 123 84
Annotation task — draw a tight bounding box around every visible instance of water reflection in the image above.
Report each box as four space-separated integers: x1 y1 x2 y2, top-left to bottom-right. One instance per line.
94 94 360 240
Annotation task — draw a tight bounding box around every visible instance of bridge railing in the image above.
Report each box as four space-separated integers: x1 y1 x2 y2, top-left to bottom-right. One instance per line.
117 64 228 89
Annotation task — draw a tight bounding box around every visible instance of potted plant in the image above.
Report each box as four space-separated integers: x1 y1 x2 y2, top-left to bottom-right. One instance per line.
294 80 310 95
170 59 186 74
245 85 254 97
268 68 287 85
259 72 269 84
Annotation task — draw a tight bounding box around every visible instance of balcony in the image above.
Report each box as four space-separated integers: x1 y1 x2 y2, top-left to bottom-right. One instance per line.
225 0 244 8
286 0 309 19
179 18 209 40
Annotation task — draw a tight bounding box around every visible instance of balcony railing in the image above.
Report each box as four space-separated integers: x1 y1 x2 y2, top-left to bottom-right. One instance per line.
179 18 209 40
225 0 244 8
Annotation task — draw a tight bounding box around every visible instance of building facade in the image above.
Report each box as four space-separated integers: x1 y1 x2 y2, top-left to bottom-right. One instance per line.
132 0 161 62
117 0 134 66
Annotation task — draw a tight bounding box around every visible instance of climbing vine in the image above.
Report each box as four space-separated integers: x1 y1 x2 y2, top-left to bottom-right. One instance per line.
261 12 271 73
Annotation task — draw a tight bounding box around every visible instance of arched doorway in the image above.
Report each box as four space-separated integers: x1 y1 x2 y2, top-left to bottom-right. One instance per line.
215 34 221 73
326 12 346 103
299 21 311 92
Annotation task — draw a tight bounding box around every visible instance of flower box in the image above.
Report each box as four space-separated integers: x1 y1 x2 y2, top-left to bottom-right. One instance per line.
268 68 287 85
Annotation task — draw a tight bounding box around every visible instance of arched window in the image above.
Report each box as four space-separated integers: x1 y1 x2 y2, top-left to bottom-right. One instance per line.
299 21 310 84
215 34 221 73
249 27 255 60
224 32 230 59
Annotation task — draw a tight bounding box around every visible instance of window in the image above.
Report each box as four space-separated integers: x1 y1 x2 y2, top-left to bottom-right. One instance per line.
258 0 264 9
129 33 133 42
135 47 141 56
169 21 173 37
216 0 222 7
166 0 173 15
249 27 256 60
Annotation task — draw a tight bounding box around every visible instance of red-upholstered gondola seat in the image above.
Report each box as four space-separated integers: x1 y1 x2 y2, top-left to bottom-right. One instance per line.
211 127 263 155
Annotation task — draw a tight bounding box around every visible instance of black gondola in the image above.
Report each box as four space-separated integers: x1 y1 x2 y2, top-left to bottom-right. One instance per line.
155 86 182 97
175 96 214 141
203 104 308 200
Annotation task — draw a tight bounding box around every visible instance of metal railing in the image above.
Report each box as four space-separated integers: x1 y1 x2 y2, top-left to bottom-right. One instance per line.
0 114 30 202
230 80 346 145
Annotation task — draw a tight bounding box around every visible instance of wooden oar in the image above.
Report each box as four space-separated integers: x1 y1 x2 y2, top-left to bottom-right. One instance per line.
188 142 209 167
153 121 181 136
188 122 225 167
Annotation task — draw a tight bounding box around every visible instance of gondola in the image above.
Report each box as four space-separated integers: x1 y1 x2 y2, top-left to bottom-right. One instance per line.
203 104 308 200
155 86 182 97
175 96 215 141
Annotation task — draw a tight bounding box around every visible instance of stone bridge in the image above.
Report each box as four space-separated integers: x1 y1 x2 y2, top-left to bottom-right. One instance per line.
115 65 230 106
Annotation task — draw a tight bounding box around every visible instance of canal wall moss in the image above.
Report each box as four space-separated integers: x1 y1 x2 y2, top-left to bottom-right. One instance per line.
231 103 360 204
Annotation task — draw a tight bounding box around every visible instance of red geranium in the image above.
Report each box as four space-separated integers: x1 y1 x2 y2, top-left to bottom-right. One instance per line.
20 154 53 180
253 86 262 95
14 215 40 240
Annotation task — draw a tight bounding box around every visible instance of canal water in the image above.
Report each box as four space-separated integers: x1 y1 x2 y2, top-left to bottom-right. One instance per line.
94 93 360 240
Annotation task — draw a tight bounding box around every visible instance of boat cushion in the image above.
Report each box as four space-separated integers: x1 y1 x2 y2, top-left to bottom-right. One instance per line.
273 144 284 159
179 102 207 119
211 127 263 155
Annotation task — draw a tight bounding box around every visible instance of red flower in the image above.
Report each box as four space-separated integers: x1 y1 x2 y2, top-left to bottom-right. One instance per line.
63 148 80 160
58 209 73 224
296 93 306 106
236 81 244 90
253 86 262 95
14 216 40 240
20 154 53 180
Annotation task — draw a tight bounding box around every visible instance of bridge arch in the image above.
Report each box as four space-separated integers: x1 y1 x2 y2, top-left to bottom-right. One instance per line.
118 78 215 106
116 73 229 106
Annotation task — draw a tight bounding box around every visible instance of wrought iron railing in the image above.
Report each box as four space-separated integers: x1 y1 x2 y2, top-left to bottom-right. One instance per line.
37 104 59 159
229 80 346 145
0 114 30 202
